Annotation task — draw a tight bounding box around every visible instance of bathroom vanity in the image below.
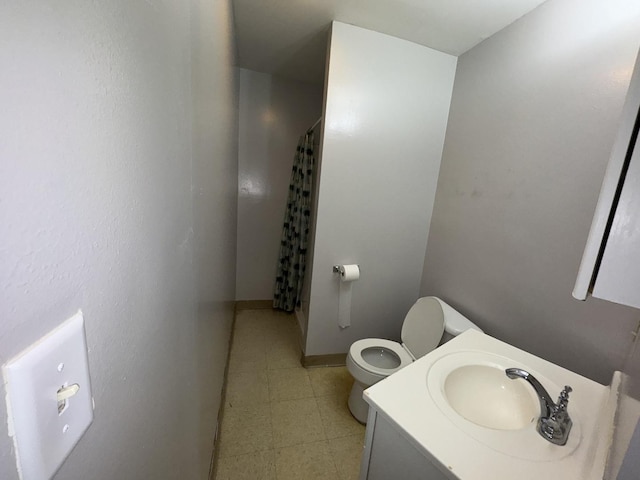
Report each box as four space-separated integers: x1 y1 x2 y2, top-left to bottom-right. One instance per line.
359 330 619 480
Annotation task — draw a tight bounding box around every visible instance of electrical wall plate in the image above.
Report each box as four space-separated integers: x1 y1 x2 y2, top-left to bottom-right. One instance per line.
3 311 94 480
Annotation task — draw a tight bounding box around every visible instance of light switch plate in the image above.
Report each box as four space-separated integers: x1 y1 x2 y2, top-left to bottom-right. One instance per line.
3 311 94 480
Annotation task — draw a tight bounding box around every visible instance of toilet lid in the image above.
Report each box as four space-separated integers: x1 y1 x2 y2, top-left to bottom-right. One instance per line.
401 297 445 359
349 338 413 377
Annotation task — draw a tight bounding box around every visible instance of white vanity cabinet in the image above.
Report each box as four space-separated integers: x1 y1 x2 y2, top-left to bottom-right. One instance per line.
358 330 613 480
359 408 450 480
574 49 640 308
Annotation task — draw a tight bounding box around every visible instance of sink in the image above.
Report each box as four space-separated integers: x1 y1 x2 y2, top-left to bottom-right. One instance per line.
362 330 610 479
426 350 581 461
444 364 538 430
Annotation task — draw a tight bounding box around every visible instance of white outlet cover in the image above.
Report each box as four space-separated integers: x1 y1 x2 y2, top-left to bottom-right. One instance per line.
3 311 94 480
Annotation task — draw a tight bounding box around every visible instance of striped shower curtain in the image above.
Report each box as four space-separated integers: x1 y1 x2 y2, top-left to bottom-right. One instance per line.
273 132 315 312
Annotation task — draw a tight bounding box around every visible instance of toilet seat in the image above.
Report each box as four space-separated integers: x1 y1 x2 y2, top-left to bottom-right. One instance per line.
349 338 413 377
346 297 483 424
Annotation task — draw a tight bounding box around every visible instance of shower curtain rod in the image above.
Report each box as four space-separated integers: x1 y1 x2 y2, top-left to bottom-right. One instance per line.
307 116 322 133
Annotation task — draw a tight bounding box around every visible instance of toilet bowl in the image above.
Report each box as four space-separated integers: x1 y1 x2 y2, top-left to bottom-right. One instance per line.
346 296 483 423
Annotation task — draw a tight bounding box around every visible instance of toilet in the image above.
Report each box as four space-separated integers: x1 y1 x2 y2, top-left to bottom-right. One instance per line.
346 296 483 423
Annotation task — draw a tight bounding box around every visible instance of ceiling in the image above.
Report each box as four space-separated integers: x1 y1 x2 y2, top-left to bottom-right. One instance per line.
231 0 549 84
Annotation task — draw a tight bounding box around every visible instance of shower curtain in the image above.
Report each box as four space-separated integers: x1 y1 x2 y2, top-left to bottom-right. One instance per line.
273 131 315 312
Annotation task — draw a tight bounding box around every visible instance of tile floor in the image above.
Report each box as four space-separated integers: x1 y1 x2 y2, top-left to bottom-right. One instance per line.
214 308 365 480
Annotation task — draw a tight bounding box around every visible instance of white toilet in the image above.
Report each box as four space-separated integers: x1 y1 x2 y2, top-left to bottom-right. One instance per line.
346 296 483 423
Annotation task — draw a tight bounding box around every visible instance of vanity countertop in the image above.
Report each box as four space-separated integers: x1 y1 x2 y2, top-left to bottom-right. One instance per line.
363 330 618 480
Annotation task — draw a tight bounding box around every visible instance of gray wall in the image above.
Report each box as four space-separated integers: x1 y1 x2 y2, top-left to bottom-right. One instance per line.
236 69 323 301
421 0 640 384
611 335 640 478
0 0 238 478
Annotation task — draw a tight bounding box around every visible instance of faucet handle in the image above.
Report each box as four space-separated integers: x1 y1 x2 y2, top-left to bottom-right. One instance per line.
557 386 572 409
552 386 573 424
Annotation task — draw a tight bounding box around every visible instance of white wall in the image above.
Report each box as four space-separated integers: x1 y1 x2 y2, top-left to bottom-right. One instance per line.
236 69 323 301
191 0 239 476
305 22 457 356
0 0 238 478
421 0 640 384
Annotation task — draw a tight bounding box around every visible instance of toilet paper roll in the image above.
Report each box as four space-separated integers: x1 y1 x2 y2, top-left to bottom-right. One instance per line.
337 264 359 329
339 264 360 282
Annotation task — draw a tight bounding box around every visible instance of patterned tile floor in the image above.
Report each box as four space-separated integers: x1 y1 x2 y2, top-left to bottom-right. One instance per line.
214 308 365 480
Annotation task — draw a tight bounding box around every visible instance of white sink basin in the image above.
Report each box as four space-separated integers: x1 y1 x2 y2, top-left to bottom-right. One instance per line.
427 350 581 461
444 364 538 430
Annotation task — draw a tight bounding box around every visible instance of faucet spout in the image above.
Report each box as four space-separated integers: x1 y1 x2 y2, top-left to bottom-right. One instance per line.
505 368 554 418
505 368 573 446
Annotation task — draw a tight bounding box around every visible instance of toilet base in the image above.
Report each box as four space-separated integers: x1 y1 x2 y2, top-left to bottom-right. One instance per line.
347 381 369 424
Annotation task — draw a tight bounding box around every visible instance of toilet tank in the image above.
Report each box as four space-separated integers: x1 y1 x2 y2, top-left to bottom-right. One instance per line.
439 299 483 344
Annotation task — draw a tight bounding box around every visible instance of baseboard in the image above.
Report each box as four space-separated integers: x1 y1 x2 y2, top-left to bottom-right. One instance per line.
235 299 273 311
208 312 237 480
302 353 347 368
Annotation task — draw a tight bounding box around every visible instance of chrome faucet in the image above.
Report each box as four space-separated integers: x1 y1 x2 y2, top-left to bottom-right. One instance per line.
505 368 573 446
